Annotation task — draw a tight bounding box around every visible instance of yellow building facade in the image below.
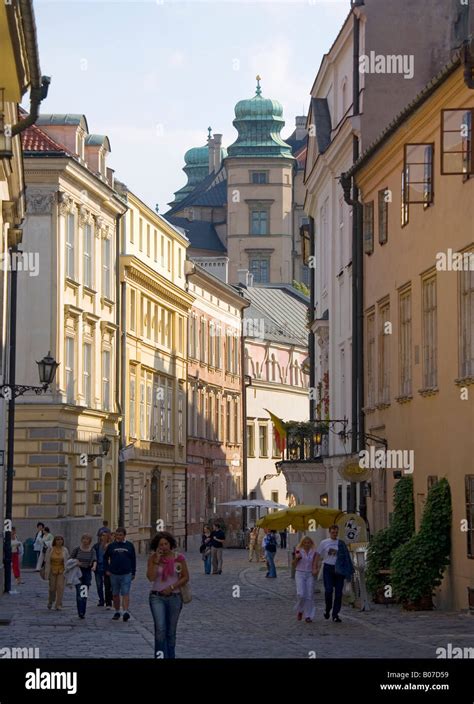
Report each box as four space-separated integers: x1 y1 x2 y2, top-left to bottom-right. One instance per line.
350 61 474 610
13 115 126 549
118 188 193 550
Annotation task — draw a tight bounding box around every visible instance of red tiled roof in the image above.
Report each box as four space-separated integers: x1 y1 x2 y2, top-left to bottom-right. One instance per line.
21 122 70 155
295 144 307 169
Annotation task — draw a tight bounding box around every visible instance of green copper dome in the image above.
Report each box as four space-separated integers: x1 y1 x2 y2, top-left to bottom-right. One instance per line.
227 77 293 159
172 131 227 204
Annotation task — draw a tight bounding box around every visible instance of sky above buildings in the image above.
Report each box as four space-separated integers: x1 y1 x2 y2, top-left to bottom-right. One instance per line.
31 0 348 211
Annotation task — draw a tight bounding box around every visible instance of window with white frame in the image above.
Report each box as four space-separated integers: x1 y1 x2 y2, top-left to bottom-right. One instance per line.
200 318 207 363
422 276 437 389
102 237 111 298
102 349 111 411
226 397 231 443
166 379 172 443
215 326 221 369
83 223 93 288
139 218 143 251
129 368 136 437
139 378 145 438
83 342 92 406
399 289 412 396
66 336 75 403
209 322 215 367
460 267 474 378
178 386 184 445
153 379 160 440
259 424 268 457
146 375 153 440
66 213 75 279
154 229 158 262
130 289 136 332
378 302 390 404
146 224 151 258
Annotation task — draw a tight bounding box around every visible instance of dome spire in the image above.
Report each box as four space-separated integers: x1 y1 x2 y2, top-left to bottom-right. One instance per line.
227 78 293 160
207 126 212 141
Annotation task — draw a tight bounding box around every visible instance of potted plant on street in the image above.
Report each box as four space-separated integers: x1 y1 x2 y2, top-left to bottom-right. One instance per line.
391 478 451 610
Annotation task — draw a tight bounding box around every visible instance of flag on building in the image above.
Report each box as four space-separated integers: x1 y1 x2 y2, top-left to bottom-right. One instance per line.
264 409 287 453
119 443 136 462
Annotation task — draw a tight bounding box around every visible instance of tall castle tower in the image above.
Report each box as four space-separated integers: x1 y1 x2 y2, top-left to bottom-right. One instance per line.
165 78 308 287
225 76 295 285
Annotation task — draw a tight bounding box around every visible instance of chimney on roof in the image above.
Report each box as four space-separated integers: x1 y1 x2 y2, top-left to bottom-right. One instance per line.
295 116 307 141
237 269 254 287
213 134 223 171
208 133 223 173
208 135 216 174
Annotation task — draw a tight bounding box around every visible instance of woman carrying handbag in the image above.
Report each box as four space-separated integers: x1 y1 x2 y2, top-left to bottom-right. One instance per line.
146 531 190 659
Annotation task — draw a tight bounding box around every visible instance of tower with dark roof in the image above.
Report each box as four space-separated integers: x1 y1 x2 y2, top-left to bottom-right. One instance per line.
165 77 308 286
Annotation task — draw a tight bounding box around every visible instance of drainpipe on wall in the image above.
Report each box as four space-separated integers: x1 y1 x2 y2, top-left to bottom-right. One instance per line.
309 216 316 423
240 301 248 533
339 3 366 516
116 213 127 529
10 0 50 137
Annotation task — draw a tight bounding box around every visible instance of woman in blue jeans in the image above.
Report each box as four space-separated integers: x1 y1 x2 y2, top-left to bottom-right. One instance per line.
147 531 189 659
71 534 97 619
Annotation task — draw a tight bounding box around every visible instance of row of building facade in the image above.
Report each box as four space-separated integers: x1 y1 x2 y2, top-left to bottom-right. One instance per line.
293 0 473 610
0 0 312 566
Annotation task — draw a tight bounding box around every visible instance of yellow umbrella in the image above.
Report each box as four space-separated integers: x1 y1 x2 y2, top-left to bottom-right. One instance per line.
256 505 344 532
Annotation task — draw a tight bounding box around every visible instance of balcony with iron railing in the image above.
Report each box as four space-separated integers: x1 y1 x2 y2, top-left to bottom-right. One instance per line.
280 420 330 463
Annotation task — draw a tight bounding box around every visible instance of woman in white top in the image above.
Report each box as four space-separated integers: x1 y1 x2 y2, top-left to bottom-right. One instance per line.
292 536 318 623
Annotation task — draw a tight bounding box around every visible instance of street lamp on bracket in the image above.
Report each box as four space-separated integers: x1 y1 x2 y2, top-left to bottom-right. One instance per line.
0 351 59 399
81 436 112 465
3 351 59 593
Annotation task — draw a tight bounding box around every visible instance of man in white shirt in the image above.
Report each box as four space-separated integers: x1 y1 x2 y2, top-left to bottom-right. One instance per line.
314 525 345 623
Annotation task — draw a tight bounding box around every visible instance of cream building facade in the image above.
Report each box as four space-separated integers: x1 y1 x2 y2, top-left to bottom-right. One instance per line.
118 187 193 550
0 0 46 573
348 61 473 610
13 115 126 548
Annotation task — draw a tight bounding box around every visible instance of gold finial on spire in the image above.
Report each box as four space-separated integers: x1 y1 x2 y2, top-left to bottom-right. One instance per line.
256 75 262 96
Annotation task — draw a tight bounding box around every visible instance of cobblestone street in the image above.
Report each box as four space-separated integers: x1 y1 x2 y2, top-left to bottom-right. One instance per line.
1 549 472 659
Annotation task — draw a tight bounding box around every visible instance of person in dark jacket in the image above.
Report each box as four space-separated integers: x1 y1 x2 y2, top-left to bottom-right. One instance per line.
93 532 113 607
314 525 353 623
103 527 136 622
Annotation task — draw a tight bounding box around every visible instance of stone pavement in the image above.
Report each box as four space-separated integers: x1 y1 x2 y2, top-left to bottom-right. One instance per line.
0 549 472 659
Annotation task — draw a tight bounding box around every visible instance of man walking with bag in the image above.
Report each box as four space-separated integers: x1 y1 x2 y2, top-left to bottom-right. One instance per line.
314 524 354 623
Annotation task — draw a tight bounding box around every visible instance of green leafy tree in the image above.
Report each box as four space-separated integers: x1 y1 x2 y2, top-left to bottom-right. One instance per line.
366 476 415 597
391 478 451 608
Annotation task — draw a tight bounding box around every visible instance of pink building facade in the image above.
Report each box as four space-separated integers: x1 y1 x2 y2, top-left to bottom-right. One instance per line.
186 264 248 549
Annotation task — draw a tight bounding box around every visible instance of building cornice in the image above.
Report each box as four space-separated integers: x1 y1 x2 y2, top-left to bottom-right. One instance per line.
121 258 194 310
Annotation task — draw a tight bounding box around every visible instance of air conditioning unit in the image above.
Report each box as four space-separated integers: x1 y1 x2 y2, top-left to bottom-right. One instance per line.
92 492 102 505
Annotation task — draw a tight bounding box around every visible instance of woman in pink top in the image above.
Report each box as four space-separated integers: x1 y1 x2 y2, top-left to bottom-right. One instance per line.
293 536 318 623
146 531 189 659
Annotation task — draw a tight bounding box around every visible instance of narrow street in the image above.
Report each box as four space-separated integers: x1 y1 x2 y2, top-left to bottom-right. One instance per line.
1 550 472 659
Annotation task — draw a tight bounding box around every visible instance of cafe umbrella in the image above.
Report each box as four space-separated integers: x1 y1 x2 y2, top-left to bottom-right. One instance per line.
256 505 344 532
